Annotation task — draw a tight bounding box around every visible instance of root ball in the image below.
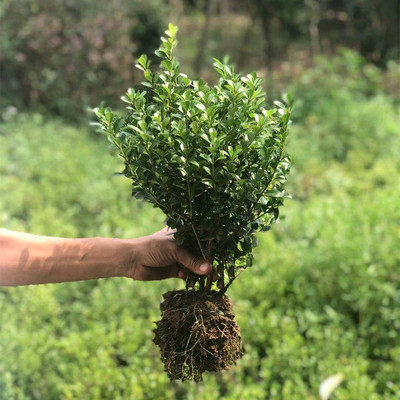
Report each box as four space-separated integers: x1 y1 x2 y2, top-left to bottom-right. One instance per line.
153 290 243 382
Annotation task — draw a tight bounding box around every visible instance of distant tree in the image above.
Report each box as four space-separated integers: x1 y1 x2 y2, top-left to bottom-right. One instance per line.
343 0 399 64
193 0 217 76
246 0 305 70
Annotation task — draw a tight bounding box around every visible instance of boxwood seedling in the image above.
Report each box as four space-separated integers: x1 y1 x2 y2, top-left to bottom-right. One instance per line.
95 24 291 381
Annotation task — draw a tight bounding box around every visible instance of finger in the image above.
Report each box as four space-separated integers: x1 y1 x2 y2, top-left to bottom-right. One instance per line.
174 246 212 275
141 265 185 281
157 226 176 236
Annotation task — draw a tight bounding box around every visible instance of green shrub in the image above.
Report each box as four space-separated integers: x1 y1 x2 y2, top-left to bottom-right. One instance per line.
95 24 291 291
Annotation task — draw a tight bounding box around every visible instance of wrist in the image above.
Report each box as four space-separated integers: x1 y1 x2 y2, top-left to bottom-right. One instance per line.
116 238 141 278
76 237 131 279
107 238 134 278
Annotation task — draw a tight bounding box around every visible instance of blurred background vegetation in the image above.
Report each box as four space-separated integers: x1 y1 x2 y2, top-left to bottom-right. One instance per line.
0 0 399 398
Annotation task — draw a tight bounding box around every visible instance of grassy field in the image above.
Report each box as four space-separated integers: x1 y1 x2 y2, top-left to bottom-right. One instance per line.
1 53 400 399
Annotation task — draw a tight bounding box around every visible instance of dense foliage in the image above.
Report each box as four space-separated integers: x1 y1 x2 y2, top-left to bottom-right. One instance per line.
95 25 291 291
1 53 400 398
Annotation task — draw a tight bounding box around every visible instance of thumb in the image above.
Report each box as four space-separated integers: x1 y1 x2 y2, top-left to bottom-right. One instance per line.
174 246 212 275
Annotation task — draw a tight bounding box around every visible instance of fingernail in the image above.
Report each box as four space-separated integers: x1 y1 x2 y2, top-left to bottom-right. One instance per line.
199 263 210 273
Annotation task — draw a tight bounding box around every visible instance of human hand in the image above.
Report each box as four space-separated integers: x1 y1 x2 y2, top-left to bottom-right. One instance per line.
123 227 212 281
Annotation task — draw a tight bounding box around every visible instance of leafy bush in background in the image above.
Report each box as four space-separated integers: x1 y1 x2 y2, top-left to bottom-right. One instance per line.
0 113 162 238
0 0 165 120
290 50 400 162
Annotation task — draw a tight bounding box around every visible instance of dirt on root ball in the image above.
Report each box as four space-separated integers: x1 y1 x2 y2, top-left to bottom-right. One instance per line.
153 289 243 382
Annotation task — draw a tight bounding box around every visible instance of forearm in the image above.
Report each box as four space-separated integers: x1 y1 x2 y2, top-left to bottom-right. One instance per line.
0 229 130 286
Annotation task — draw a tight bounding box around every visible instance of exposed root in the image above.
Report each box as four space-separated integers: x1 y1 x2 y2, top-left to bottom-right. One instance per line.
153 290 243 382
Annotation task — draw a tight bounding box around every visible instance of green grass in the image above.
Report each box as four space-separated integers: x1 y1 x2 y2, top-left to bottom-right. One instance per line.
1 55 400 399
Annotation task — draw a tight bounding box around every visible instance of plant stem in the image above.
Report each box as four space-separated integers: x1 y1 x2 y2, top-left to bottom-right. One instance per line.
191 223 206 260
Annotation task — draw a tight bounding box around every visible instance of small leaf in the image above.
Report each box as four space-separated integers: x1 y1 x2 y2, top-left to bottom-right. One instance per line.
166 23 178 38
203 166 211 175
196 103 206 112
137 54 148 70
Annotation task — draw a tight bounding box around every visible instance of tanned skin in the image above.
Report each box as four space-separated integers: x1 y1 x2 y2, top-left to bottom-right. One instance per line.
0 228 212 286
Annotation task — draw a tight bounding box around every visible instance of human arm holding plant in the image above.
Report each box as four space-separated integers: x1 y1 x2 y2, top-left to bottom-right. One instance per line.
0 227 211 286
